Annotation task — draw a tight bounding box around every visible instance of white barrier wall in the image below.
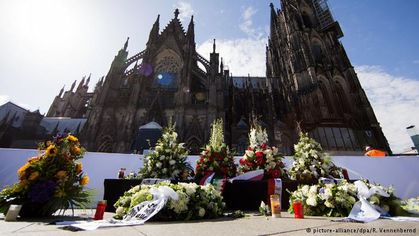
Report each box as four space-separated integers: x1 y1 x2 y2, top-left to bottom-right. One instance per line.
1 148 418 205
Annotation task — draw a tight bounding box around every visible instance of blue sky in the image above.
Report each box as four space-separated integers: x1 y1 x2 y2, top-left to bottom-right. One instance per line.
0 0 418 153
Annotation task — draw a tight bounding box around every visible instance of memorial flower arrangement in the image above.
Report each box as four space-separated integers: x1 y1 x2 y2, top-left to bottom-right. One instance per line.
288 180 408 217
0 134 91 217
289 132 343 182
288 180 357 217
114 182 225 220
238 124 288 179
139 122 190 180
195 119 236 179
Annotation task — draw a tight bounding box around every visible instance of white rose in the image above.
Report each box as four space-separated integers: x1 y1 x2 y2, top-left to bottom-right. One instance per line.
156 162 162 168
160 155 165 160
306 196 317 206
245 150 254 157
325 200 334 208
116 206 125 216
169 160 176 165
162 168 167 173
309 185 318 194
301 185 310 196
198 208 206 217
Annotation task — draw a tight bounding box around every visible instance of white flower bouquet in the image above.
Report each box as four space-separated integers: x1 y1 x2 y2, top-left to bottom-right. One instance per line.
114 182 225 220
289 132 342 182
139 122 191 180
288 180 410 217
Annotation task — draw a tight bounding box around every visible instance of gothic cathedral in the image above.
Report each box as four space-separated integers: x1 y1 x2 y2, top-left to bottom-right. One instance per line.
46 0 391 155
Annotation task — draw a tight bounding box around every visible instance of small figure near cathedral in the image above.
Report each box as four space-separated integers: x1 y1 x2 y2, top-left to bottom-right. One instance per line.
364 146 387 157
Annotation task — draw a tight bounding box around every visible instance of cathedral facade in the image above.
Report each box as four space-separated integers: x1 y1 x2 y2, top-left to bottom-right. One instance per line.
45 0 391 155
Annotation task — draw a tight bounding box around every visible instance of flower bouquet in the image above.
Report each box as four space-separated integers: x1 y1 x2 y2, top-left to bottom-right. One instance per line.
238 124 288 179
0 134 91 217
289 132 342 182
288 180 357 217
195 119 236 180
114 182 225 220
288 179 410 217
139 122 191 180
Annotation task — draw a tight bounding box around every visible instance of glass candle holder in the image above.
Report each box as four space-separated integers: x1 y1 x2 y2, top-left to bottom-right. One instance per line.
5 204 22 221
293 200 304 219
270 194 281 218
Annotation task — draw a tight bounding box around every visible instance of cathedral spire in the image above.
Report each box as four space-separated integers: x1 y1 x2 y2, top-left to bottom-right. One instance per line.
123 37 129 51
147 15 160 45
213 39 216 53
58 85 65 97
70 80 76 92
86 73 91 86
174 8 180 19
187 15 195 43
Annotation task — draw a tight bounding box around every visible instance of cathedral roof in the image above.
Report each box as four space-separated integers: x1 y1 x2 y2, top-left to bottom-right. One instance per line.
40 117 86 135
0 101 30 128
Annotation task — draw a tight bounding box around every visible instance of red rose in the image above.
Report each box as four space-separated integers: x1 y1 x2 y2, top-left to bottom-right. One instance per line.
255 151 264 159
247 147 253 151
261 143 267 149
239 158 246 165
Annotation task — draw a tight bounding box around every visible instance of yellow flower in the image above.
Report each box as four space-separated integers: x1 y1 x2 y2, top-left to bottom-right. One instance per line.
71 146 81 155
14 180 29 192
28 171 40 181
45 145 58 157
75 163 83 174
17 162 31 175
80 175 89 186
67 135 78 142
28 156 40 164
55 170 67 179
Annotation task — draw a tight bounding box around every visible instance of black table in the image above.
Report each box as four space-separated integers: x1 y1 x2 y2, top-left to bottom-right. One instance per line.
103 179 142 212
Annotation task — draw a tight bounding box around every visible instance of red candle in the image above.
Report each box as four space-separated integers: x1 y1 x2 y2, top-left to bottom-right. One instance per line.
293 200 304 219
94 200 107 220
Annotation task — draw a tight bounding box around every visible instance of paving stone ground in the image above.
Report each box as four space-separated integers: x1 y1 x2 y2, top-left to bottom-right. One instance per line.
1 210 418 236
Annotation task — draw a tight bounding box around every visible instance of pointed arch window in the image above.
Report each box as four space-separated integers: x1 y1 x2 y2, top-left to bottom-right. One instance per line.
335 80 350 113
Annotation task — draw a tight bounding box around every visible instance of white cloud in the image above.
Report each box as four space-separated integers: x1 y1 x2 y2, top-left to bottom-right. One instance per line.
239 6 263 39
356 65 419 153
174 1 194 23
0 95 9 106
197 38 266 76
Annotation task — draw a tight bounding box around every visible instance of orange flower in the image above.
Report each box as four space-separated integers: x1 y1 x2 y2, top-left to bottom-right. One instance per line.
45 145 58 157
67 135 78 143
80 175 89 186
75 163 83 174
17 162 31 175
55 170 67 179
28 171 40 181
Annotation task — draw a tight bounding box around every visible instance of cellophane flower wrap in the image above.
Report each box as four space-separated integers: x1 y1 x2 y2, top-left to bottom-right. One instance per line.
238 124 288 179
195 119 236 179
288 180 409 217
289 132 342 182
114 182 225 220
0 134 91 216
139 122 190 180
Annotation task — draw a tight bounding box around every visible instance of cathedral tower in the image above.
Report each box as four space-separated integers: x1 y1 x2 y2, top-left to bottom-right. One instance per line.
267 0 391 154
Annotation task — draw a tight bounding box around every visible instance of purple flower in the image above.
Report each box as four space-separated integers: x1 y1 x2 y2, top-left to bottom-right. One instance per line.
319 187 325 194
28 180 57 203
